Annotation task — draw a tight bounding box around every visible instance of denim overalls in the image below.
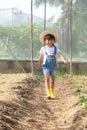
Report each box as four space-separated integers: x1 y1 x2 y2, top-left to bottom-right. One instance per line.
42 45 57 76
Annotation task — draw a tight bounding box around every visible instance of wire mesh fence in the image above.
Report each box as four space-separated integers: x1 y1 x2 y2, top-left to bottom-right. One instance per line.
0 0 87 62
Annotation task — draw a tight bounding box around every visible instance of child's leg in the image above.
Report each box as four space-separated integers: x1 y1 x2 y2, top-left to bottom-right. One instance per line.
50 75 55 89
43 67 51 98
45 74 50 89
50 75 55 98
44 74 51 98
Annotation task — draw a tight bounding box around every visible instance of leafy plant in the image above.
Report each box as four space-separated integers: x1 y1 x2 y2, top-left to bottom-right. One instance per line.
76 85 81 93
76 84 87 110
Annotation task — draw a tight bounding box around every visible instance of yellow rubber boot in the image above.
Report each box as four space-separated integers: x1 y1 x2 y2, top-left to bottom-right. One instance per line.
46 89 51 99
50 88 55 98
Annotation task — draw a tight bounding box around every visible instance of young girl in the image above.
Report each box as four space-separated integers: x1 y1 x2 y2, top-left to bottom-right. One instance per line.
39 30 68 99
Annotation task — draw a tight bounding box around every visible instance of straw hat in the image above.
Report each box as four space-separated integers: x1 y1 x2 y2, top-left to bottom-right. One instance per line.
39 30 60 43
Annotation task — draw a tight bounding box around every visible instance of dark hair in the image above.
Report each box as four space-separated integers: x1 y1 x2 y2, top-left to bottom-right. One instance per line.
44 34 55 41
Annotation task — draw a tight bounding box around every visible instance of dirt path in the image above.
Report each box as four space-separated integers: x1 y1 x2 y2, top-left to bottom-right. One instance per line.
0 74 87 130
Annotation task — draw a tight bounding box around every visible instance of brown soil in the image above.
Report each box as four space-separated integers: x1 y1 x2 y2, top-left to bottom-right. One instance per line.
0 73 87 130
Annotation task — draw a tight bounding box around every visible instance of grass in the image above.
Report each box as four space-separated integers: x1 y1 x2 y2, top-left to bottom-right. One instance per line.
36 72 68 80
36 74 44 80
56 72 68 79
76 84 87 110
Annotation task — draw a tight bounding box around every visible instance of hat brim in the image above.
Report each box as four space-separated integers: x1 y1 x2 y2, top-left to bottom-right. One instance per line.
39 30 60 43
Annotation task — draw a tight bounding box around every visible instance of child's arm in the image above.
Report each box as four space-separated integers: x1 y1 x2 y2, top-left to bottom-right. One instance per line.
58 52 69 64
39 54 43 67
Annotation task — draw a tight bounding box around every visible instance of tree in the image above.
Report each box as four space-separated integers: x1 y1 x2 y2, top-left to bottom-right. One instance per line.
34 0 87 61
0 24 43 60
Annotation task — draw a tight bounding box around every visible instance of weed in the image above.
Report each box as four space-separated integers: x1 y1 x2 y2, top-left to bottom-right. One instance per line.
76 84 87 110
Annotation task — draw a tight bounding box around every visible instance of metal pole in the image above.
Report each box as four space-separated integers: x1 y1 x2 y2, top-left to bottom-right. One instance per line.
44 0 46 30
69 0 72 75
30 0 34 74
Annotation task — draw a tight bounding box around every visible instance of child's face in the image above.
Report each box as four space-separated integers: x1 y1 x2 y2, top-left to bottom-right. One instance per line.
45 39 55 47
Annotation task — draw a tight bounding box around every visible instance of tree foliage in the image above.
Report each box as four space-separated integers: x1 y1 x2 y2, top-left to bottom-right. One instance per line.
34 0 87 61
0 24 42 60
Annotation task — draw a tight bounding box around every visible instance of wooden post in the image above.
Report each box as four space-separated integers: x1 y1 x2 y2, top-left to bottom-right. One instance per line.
30 0 34 74
69 0 72 75
44 0 46 30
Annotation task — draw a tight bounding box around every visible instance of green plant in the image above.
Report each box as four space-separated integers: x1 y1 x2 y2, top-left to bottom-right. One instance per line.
76 85 81 93
76 84 87 110
56 72 68 79
82 103 87 110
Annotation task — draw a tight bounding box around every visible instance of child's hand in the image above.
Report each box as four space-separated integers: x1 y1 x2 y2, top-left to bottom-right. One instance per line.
39 63 42 68
64 60 70 65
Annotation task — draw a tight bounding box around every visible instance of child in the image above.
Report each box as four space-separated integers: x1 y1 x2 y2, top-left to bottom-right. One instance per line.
39 30 69 99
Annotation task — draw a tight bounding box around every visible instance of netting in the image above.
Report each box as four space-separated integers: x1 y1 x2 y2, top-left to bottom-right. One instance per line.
0 0 87 62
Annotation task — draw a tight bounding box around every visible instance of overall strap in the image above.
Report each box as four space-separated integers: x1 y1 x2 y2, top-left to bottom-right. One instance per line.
53 45 57 55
